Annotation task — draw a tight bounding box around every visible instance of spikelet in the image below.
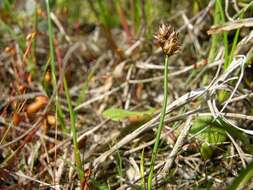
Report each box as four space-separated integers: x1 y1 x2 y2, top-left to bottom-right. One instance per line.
154 24 180 56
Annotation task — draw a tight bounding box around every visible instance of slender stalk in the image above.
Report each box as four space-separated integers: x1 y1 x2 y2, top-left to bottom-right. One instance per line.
148 55 169 190
63 76 84 180
45 0 57 87
140 148 146 190
208 0 220 63
46 0 58 184
216 0 229 69
229 13 243 64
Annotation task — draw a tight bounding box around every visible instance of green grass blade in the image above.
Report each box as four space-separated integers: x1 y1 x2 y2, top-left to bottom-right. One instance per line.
140 148 146 190
116 149 123 185
45 0 67 135
229 13 243 64
228 161 253 190
45 0 57 87
63 76 84 180
216 0 229 69
208 0 221 63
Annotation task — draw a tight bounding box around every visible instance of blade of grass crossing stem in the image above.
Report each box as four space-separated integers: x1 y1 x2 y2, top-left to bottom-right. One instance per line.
46 0 57 87
116 149 123 186
63 76 84 180
229 13 243 64
56 106 68 134
140 149 146 190
148 55 169 190
208 0 221 63
228 27 240 64
216 0 229 69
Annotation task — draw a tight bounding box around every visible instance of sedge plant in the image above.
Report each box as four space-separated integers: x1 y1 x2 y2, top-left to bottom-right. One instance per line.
147 24 180 190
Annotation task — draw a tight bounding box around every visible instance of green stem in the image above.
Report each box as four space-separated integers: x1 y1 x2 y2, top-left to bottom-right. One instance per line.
63 76 83 180
216 0 229 69
45 0 57 87
148 55 169 190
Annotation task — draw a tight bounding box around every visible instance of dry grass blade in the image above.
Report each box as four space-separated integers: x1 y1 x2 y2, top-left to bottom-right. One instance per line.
207 18 253 35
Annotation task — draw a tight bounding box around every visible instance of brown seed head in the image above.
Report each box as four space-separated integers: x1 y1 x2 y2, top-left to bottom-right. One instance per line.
154 24 180 56
27 95 48 115
12 112 21 126
44 71 51 83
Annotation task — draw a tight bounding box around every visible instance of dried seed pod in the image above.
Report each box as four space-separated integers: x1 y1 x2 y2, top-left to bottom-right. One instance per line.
4 46 15 55
135 83 143 100
11 101 18 111
37 8 43 17
18 84 26 93
27 96 48 114
12 112 21 126
47 115 56 126
154 24 180 56
26 32 36 41
35 95 49 104
44 71 51 83
27 73 32 84
27 102 45 114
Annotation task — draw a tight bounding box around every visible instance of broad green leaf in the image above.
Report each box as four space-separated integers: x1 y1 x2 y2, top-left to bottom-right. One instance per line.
102 107 156 121
191 116 253 159
191 116 227 145
191 116 227 159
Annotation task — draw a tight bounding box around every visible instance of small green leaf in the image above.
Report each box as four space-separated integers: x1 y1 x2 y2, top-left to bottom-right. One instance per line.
191 116 227 159
200 142 213 160
90 178 110 190
191 116 227 144
102 107 155 121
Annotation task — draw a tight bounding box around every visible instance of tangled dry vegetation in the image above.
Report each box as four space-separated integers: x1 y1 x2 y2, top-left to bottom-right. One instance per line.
0 0 253 189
